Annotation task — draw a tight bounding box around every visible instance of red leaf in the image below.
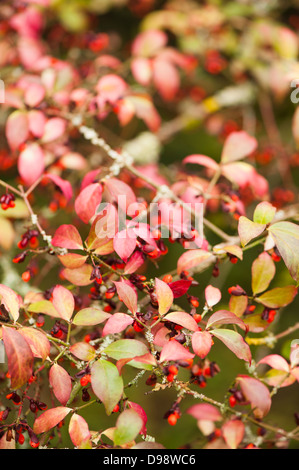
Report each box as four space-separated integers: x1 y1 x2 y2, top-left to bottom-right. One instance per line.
18 143 45 186
33 407 72 434
49 364 72 406
75 183 103 224
114 281 138 315
52 225 83 250
168 280 192 298
192 331 213 359
159 340 194 363
2 326 34 390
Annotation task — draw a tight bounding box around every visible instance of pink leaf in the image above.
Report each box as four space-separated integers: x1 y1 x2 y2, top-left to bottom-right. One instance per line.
2 326 34 390
236 375 271 418
177 249 214 275
0 284 22 323
132 29 167 56
257 354 290 373
205 285 221 308
183 155 220 172
49 364 72 406
43 174 73 201
103 313 134 336
69 414 91 448
113 229 137 262
192 331 213 359
58 253 88 269
19 327 50 362
155 278 174 315
222 420 245 449
152 58 180 101
159 340 194 363
221 131 258 163
168 280 192 298
128 402 147 436
75 183 103 224
96 74 127 107
33 407 72 434
206 310 246 330
52 285 74 322
104 178 136 212
24 82 45 107
28 110 46 138
186 403 222 422
41 117 67 143
52 224 83 250
163 311 198 332
131 57 152 86
124 251 145 274
114 281 138 315
212 329 251 363
18 143 45 186
61 264 93 286
6 110 29 151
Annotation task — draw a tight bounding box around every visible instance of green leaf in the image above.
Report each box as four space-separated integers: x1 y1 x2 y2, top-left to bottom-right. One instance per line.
238 216 266 247
256 285 297 308
251 251 276 295
253 202 276 225
268 221 299 284
113 409 143 446
211 328 251 363
103 339 148 360
90 359 123 415
73 308 111 326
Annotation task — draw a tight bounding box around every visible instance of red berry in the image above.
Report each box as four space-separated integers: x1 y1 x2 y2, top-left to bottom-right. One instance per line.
167 373 175 383
80 374 91 387
167 414 177 426
163 274 173 284
193 314 202 323
112 404 120 413
229 395 237 407
18 433 25 445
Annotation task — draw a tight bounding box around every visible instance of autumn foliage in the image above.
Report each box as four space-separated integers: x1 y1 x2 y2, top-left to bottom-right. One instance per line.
1 0 299 450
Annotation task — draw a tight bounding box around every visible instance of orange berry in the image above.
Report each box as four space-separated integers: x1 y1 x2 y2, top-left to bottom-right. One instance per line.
168 365 178 376
80 374 91 387
193 314 202 323
163 274 173 284
21 271 31 282
167 373 175 383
